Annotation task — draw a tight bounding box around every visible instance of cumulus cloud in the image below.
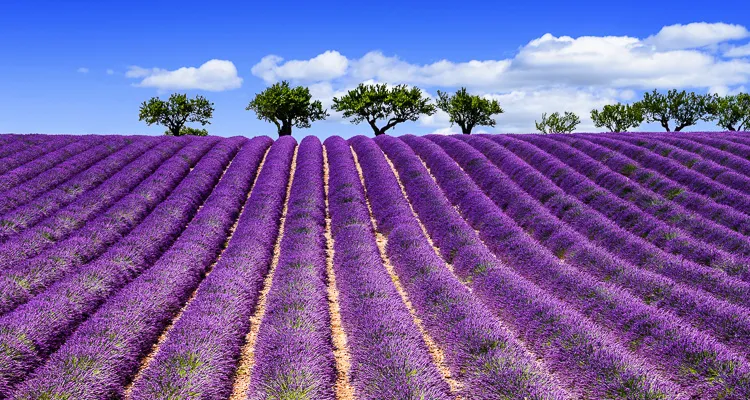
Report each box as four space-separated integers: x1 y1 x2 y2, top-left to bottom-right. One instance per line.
252 51 349 83
126 59 243 91
419 88 621 133
251 21 750 133
252 26 750 92
77 67 89 74
645 22 749 50
726 43 750 58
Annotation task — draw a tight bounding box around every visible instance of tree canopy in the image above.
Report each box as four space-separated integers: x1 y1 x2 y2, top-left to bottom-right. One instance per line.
637 89 716 132
535 112 580 134
332 83 436 136
590 103 644 132
246 81 328 136
709 93 750 131
172 127 208 136
139 93 214 136
435 88 503 134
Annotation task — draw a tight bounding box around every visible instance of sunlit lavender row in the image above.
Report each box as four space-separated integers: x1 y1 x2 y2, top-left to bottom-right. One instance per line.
0 131 748 399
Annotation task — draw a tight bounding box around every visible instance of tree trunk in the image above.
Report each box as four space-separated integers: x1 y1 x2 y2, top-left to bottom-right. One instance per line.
461 126 472 134
368 120 381 136
279 122 292 136
168 125 182 136
375 129 387 136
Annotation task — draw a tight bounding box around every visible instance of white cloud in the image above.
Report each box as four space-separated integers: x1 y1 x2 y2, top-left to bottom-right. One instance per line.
251 51 349 83
253 27 750 92
726 43 750 58
106 69 115 75
251 21 750 133
126 59 243 91
77 67 89 74
429 127 456 135
645 22 749 50
125 66 152 78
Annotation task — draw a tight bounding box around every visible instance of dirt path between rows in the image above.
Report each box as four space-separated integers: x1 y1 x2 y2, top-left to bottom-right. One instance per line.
323 146 357 400
229 146 299 400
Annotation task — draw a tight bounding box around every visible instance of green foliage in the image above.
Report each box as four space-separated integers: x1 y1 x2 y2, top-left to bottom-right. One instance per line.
138 93 214 136
591 103 644 132
332 83 436 136
709 93 750 131
636 89 716 132
246 81 328 137
436 87 503 134
535 112 581 134
166 127 208 136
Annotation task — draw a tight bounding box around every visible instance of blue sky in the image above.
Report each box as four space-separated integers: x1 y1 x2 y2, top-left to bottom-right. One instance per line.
1 0 749 138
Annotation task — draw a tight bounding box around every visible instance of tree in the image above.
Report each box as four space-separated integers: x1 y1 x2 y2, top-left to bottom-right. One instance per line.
709 93 750 131
637 89 716 132
535 112 581 134
332 83 436 136
435 87 503 134
139 93 214 136
246 81 328 136
171 127 208 136
590 103 644 132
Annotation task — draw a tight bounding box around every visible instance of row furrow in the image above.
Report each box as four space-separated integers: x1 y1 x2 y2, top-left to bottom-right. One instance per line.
416 134 750 398
351 136 570 399
126 136 292 399
579 134 750 216
0 137 165 241
601 134 750 196
0 137 193 263
0 137 156 216
0 138 217 315
492 135 750 281
469 135 750 310
0 137 248 398
325 136 452 399
515 135 750 261
550 134 750 236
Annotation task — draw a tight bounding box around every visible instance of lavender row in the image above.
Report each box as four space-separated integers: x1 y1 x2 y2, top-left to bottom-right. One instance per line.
642 133 750 182
677 133 750 167
0 138 217 315
418 135 750 398
378 135 678 398
477 136 750 351
0 136 195 268
427 135 750 359
601 133 750 197
578 134 750 215
514 134 750 261
351 136 570 399
0 135 78 175
469 135 750 309
325 136 452 399
0 135 49 159
723 133 750 146
129 137 293 400
245 136 337 399
490 134 750 280
10 137 266 399
130 137 292 399
0 138 103 192
0 138 248 397
548 134 750 236
0 138 167 241
0 136 151 215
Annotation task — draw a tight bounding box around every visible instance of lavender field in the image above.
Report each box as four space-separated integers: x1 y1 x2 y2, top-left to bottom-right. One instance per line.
0 132 749 399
